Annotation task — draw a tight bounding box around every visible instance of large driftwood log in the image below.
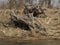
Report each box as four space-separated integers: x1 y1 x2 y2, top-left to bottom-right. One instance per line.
9 10 47 36
10 10 46 29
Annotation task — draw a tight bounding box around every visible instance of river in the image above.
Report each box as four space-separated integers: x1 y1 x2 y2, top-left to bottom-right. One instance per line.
0 40 60 45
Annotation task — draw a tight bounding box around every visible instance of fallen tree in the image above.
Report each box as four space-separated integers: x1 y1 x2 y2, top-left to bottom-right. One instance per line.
9 10 47 36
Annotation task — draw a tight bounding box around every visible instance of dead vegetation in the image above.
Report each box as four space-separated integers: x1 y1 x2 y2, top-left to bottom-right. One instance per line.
0 7 60 41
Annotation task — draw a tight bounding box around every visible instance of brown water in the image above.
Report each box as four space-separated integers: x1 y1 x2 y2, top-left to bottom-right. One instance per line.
0 40 60 45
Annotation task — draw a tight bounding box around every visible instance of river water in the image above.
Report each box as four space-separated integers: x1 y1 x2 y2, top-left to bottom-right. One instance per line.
0 40 60 45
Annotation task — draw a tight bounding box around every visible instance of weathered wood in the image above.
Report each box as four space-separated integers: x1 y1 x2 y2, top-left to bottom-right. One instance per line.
23 4 47 17
10 10 46 29
10 10 34 28
9 10 48 36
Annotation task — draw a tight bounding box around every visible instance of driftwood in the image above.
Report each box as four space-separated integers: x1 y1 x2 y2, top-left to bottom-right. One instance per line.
9 10 47 36
23 5 47 17
10 11 32 30
10 10 46 29
10 11 33 26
